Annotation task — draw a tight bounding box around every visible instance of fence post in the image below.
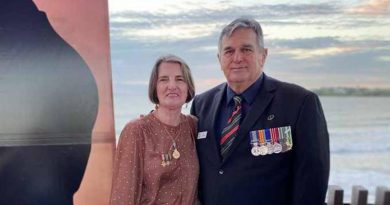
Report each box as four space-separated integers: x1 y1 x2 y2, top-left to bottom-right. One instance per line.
351 185 368 205
328 185 344 205
375 186 390 205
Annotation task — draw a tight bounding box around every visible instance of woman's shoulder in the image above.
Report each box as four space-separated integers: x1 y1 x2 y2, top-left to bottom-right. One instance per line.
123 113 153 130
183 114 198 128
122 118 141 131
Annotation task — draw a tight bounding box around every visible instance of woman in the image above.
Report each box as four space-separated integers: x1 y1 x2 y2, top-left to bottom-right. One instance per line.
110 54 199 205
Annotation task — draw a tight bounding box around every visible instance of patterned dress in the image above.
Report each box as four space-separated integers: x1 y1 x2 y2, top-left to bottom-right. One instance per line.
110 113 199 205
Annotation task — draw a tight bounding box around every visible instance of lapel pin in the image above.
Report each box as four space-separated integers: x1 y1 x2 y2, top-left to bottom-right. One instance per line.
267 114 275 121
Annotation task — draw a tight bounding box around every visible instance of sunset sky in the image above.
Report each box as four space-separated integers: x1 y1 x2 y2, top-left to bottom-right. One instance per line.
108 0 390 124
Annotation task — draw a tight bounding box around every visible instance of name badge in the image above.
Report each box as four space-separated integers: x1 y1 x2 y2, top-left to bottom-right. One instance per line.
197 131 207 139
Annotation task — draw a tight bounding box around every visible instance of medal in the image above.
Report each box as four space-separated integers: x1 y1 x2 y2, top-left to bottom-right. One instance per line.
277 126 293 152
156 111 183 164
278 127 287 152
273 143 282 153
249 126 293 155
171 142 181 159
265 129 273 154
172 148 181 159
282 126 293 151
266 143 274 154
285 126 293 149
161 154 168 167
258 129 267 156
259 145 268 155
251 146 261 156
249 131 261 156
271 128 282 154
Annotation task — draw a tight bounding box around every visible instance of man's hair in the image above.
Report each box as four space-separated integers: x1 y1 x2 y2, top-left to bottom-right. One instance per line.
218 17 264 52
148 54 195 104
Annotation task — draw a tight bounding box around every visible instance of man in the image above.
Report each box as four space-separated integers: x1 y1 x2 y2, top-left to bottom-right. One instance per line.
191 17 330 205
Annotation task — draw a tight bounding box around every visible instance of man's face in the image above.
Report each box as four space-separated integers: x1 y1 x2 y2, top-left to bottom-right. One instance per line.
218 28 267 92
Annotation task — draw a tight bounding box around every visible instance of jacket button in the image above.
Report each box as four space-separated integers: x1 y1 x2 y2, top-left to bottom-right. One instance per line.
219 170 224 175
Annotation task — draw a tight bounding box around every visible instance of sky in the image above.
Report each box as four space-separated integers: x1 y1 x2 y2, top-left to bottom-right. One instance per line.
107 1 390 200
108 0 390 125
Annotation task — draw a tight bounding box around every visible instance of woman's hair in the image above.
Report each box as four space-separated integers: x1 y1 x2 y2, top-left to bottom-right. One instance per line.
148 54 195 104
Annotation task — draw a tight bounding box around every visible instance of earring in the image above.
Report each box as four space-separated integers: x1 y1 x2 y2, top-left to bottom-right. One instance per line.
155 104 159 110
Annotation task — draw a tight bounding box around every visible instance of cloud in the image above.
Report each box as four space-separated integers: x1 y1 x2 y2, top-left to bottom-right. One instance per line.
348 0 390 15
276 47 359 59
269 37 390 59
109 1 390 91
109 2 341 42
270 37 342 49
196 78 225 92
109 1 389 49
377 55 390 62
120 23 217 41
120 80 149 86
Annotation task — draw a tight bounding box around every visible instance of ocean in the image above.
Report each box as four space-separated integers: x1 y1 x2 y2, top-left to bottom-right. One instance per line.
321 96 390 203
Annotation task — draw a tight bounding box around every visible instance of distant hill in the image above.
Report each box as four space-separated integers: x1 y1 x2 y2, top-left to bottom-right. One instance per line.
312 87 390 96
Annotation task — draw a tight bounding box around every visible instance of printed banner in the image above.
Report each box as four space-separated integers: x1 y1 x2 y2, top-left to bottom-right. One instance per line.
0 0 115 204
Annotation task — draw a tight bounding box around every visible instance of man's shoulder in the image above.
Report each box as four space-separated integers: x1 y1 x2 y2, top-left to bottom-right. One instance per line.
267 75 315 98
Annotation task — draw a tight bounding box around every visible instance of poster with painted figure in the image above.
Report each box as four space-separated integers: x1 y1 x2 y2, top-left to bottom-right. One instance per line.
0 1 115 204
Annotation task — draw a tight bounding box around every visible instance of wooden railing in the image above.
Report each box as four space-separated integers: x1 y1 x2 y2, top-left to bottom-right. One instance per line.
327 185 390 205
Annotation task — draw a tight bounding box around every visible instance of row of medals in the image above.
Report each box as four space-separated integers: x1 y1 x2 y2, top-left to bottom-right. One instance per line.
251 142 283 156
161 142 180 167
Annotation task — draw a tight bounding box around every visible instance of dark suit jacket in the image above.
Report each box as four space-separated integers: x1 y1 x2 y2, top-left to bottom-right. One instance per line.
190 74 330 205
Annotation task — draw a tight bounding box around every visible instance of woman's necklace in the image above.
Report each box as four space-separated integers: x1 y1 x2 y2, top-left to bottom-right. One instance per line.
165 124 181 160
161 123 181 167
155 112 182 167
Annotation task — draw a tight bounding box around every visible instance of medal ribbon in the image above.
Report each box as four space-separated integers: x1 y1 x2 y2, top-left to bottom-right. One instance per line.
257 130 265 145
250 131 259 145
264 128 271 144
271 128 279 144
278 127 284 142
285 126 292 145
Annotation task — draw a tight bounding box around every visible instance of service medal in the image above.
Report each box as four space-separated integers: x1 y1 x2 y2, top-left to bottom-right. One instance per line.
273 143 282 153
172 149 181 159
259 145 268 155
266 143 274 154
251 146 261 156
161 154 167 167
264 129 274 154
270 128 282 154
281 126 293 151
249 131 261 156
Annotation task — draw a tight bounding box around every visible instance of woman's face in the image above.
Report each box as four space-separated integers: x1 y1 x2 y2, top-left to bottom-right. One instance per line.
156 62 188 110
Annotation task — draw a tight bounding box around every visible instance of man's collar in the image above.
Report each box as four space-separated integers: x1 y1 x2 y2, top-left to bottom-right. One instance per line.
226 74 263 105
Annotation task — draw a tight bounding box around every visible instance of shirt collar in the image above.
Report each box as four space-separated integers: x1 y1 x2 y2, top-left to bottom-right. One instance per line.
226 73 263 106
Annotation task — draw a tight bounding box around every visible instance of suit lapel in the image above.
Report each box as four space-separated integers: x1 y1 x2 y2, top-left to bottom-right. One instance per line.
222 75 276 163
205 83 226 163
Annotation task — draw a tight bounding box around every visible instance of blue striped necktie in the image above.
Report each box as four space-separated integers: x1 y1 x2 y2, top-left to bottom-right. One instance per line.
220 95 242 158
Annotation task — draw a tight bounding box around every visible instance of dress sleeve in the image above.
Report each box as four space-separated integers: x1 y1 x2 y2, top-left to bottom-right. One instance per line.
187 114 201 205
187 115 198 140
110 120 144 205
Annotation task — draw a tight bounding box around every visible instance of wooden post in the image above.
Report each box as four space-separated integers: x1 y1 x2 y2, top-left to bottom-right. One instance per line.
328 185 344 205
375 186 390 205
351 185 368 205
